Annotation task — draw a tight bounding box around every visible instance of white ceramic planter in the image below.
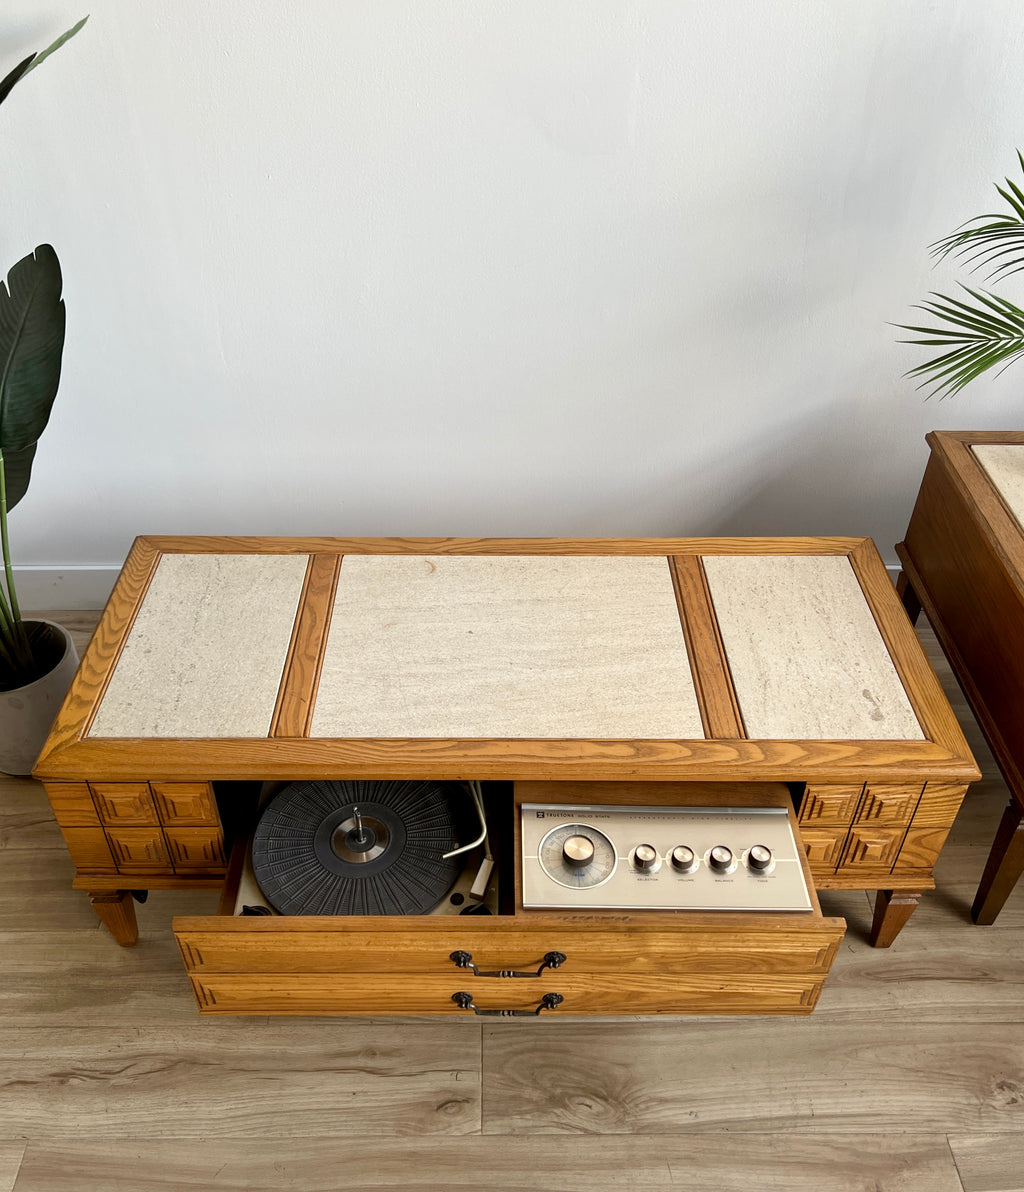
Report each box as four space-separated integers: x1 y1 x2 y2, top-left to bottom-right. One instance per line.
0 620 79 776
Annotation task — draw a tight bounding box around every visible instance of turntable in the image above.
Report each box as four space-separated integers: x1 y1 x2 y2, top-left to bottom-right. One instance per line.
235 779 498 917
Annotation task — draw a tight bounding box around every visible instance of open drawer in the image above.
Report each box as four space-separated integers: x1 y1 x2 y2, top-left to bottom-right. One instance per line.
173 781 846 1016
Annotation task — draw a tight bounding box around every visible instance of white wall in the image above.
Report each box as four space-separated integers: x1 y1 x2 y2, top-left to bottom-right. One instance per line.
4 1 1024 605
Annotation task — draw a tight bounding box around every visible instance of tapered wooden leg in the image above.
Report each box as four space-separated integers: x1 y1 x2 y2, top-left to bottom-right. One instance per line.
971 800 1024 925
870 889 922 947
895 569 922 625
89 891 139 947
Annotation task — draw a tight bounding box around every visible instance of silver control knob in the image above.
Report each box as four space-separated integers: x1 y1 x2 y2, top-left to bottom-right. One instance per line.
562 834 595 868
708 845 734 873
633 843 658 871
748 844 773 872
670 845 698 873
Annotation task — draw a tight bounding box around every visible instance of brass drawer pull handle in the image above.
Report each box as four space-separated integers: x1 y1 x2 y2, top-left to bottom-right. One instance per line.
449 950 566 978
452 991 564 1017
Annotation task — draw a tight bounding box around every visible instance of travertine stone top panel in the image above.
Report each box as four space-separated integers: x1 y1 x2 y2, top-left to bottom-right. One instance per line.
89 554 307 738
703 555 924 740
310 555 703 739
973 444 1024 530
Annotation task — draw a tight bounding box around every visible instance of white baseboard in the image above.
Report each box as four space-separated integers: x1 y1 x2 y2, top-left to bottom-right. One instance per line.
14 566 120 611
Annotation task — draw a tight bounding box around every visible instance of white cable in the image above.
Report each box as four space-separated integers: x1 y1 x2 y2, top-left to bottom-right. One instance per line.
442 780 490 860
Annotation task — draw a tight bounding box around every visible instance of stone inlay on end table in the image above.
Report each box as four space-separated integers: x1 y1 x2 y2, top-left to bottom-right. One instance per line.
972 443 1024 529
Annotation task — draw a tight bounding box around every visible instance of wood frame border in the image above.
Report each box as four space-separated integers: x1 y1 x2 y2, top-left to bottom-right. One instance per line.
35 537 161 768
269 553 342 738
926 431 1024 585
33 535 979 786
848 537 974 763
669 555 744 738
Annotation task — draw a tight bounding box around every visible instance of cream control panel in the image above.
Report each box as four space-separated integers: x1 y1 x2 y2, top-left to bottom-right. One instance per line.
520 804 813 912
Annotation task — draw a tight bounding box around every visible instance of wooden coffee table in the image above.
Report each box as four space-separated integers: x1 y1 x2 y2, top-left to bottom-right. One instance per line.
33 536 978 1016
897 431 1024 924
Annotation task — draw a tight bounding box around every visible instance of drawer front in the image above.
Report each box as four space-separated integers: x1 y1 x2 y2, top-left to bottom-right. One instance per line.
187 970 830 1017
838 826 904 871
175 921 842 975
152 783 219 825
797 826 847 870
90 783 158 825
106 827 171 869
174 916 844 1016
165 827 227 868
855 784 922 825
799 785 863 826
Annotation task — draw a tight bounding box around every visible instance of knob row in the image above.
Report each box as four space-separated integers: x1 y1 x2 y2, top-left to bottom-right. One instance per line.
632 843 773 873
562 836 774 873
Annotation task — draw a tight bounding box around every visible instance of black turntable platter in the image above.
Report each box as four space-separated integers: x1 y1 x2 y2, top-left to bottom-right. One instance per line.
251 779 470 915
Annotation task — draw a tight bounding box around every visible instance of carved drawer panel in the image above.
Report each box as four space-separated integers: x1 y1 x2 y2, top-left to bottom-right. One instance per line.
90 783 158 825
106 826 171 870
165 827 226 868
855 784 923 825
799 785 863 826
838 826 904 870
796 826 847 870
152 783 218 825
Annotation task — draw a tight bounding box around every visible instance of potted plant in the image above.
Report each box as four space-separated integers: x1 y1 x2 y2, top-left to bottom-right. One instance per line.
898 151 1024 396
0 18 87 774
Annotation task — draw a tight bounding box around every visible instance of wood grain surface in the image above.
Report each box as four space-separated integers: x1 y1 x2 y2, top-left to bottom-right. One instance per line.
948 1133 1024 1192
2 609 1020 1190
4 1136 967 1192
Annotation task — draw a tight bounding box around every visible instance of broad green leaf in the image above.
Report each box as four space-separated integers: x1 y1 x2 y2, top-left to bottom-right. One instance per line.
0 246 65 457
1 443 37 512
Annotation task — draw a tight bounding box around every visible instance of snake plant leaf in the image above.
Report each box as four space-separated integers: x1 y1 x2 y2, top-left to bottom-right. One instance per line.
0 54 36 108
0 246 65 503
20 17 89 80
0 16 87 110
895 283 1024 398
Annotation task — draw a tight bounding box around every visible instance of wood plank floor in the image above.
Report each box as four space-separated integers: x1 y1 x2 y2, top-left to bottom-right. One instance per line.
0 611 1021 1191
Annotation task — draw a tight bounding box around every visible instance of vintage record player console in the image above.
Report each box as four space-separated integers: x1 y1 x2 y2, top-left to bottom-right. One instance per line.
34 536 979 1017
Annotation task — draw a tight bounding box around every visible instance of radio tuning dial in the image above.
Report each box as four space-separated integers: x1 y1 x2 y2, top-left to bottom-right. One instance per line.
633 843 658 872
748 844 773 872
708 845 734 873
671 845 698 873
562 834 596 868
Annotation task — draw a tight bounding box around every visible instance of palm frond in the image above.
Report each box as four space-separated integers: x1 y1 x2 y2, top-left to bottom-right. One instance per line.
894 284 1024 398
929 150 1024 281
